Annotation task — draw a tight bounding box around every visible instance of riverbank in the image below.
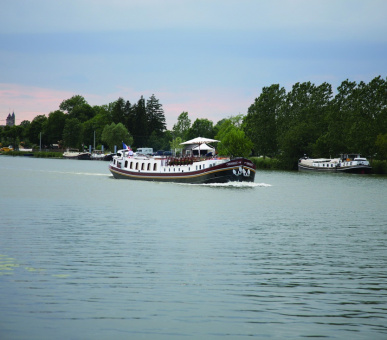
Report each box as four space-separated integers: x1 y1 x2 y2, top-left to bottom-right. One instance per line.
250 156 387 174
0 150 63 158
2 151 386 174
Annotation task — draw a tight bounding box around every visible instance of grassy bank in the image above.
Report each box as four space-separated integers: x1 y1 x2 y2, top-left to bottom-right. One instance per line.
250 157 282 170
2 151 63 158
370 160 387 174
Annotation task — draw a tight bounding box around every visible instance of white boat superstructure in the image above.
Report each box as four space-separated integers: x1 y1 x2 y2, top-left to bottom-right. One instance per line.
109 137 256 183
109 150 256 183
298 154 371 173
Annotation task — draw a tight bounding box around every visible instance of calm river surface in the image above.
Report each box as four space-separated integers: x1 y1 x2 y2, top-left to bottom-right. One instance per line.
1 156 386 339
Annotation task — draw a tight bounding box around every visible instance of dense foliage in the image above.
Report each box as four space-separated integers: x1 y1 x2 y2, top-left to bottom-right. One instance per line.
0 94 169 151
244 76 387 169
1 76 386 173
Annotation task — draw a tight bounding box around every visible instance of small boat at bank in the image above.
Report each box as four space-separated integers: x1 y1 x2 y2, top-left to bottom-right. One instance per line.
63 149 91 160
109 137 256 184
90 150 106 160
90 150 116 161
298 154 372 174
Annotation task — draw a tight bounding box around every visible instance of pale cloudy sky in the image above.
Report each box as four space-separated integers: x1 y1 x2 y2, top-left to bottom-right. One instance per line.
1 0 386 128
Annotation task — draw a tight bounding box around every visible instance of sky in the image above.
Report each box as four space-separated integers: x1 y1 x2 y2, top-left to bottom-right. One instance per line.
1 0 386 129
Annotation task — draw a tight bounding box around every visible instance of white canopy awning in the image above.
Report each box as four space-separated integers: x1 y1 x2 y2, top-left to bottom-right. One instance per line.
192 143 214 151
180 137 220 145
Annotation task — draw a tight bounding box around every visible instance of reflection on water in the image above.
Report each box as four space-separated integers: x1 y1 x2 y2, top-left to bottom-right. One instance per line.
0 157 386 339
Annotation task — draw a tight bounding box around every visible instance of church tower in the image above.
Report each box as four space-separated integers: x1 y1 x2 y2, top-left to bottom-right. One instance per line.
6 112 15 126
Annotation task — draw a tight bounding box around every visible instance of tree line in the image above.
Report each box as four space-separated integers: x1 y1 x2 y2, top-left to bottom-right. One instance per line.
1 94 170 152
0 93 227 153
244 76 387 168
1 76 386 170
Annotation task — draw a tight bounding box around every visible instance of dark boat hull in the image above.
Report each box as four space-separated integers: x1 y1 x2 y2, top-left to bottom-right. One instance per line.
298 164 372 174
63 153 91 160
109 158 256 184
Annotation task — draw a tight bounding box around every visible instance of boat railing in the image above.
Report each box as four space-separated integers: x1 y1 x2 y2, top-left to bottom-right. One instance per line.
165 155 226 166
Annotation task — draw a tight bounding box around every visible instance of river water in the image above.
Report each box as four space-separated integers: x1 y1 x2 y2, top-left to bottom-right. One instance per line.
1 156 386 339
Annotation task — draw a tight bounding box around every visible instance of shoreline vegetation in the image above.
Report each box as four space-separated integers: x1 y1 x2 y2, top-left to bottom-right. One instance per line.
1 77 386 174
1 151 386 174
250 157 387 175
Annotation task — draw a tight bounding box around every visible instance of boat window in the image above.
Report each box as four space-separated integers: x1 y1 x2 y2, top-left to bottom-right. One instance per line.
125 160 128 168
130 162 133 169
135 162 139 170
153 163 157 171
141 163 145 170
147 163 151 171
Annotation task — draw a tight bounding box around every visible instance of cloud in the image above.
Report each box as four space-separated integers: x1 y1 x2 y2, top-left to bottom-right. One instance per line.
0 82 253 129
0 83 74 123
1 0 387 42
1 0 386 129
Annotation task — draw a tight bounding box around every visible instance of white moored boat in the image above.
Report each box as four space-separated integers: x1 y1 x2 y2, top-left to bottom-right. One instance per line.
63 149 91 160
298 154 372 174
109 137 256 184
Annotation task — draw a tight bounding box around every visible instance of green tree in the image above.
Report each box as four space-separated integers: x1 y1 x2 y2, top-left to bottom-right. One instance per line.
215 118 253 157
3 125 22 149
328 79 358 155
70 103 95 123
245 84 285 157
148 131 164 151
63 118 84 148
349 77 387 156
28 115 48 146
277 81 332 167
132 96 148 147
111 97 127 124
172 112 191 140
187 118 214 139
101 122 133 151
81 105 114 150
19 120 32 147
43 110 66 145
146 94 166 136
59 95 87 114
170 137 183 156
375 133 387 159
124 100 134 134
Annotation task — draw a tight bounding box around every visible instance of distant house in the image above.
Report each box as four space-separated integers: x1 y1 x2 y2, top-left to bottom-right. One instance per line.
6 112 15 126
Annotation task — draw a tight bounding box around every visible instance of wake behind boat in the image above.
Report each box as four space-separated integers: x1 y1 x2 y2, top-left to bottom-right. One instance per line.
298 154 372 174
109 137 256 184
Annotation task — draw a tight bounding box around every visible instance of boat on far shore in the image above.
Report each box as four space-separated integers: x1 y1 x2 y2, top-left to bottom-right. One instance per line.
298 154 372 174
90 150 115 161
63 149 91 160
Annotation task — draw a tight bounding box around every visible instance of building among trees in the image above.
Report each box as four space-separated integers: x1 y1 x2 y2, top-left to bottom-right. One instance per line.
6 112 15 126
